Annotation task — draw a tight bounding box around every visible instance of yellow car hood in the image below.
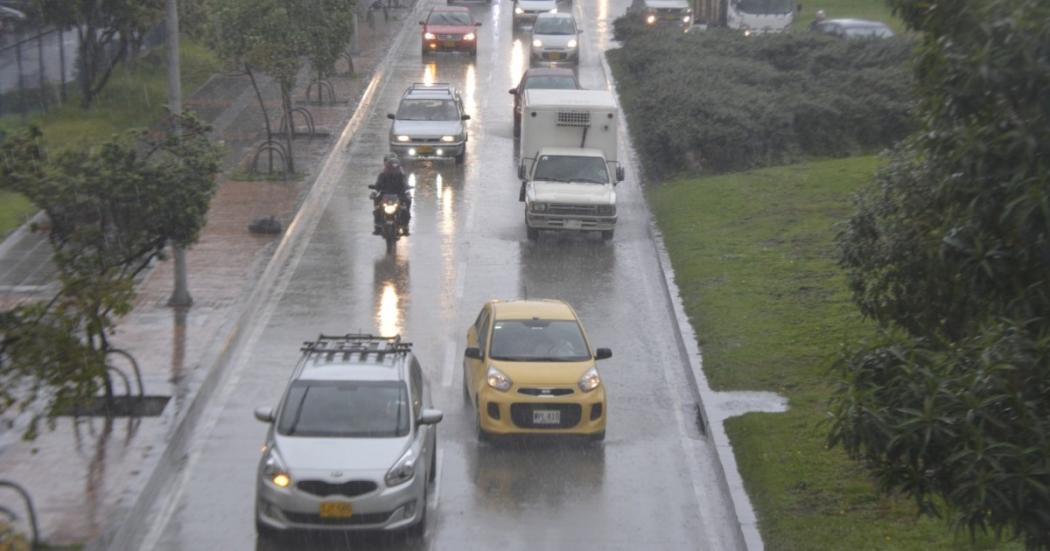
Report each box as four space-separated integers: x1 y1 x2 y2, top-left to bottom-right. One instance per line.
490 359 595 386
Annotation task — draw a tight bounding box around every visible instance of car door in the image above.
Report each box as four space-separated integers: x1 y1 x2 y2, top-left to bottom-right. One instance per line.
464 306 491 399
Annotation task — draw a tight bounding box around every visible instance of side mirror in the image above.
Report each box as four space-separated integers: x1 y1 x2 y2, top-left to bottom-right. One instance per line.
595 348 613 360
419 20 425 25
254 407 276 423
464 347 483 360
462 114 471 120
509 88 517 95
616 166 625 182
387 113 396 120
419 409 444 425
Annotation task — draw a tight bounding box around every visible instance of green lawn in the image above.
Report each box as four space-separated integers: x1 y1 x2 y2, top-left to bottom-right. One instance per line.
793 0 904 33
0 39 220 238
650 157 1021 550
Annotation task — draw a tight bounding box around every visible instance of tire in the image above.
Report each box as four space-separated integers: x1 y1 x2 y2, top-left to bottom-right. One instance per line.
470 48 477 58
475 403 490 442
428 438 437 483
385 235 397 254
600 229 614 241
454 151 465 165
513 115 520 137
255 515 282 542
462 363 471 402
526 226 539 241
406 486 427 538
589 430 606 442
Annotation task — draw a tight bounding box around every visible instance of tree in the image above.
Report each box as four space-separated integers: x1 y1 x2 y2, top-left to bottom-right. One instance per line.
35 0 165 108
289 0 356 102
829 0 1050 548
0 113 222 439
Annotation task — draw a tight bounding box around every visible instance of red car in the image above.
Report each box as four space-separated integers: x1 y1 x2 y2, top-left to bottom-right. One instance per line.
420 7 481 57
508 67 580 136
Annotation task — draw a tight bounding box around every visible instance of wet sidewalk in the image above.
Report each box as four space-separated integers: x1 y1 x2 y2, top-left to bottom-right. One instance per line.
0 7 416 547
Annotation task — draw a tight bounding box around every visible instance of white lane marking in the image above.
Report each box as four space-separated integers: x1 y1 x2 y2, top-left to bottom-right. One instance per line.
431 448 445 508
454 260 467 301
442 339 457 388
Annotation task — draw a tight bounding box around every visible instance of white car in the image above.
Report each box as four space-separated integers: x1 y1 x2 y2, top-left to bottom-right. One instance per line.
513 0 557 27
529 13 581 66
387 82 470 164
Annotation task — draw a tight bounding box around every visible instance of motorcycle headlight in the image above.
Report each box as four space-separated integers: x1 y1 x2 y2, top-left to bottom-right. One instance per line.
567 39 577 48
514 6 524 14
385 448 415 487
532 39 542 48
261 446 292 488
383 202 399 215
424 32 435 39
464 32 476 40
531 202 547 212
578 367 601 392
646 14 656 24
441 135 455 142
683 15 691 23
396 135 410 142
486 366 513 392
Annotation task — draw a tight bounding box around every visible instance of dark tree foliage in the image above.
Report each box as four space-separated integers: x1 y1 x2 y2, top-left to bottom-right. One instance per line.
608 18 914 178
0 114 222 439
830 0 1050 547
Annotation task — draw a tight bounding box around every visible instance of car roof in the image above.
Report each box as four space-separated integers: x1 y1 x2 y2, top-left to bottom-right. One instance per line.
295 335 411 382
490 299 578 321
429 5 471 13
523 67 577 78
535 12 575 20
402 82 458 100
824 18 891 28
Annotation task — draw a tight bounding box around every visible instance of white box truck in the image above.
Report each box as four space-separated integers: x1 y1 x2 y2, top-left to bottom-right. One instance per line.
518 89 623 241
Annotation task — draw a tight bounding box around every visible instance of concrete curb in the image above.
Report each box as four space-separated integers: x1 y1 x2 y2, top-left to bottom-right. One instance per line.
598 48 764 551
93 6 426 549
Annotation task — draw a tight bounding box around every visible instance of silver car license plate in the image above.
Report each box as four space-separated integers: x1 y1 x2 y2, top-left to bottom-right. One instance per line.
533 410 560 424
564 220 583 230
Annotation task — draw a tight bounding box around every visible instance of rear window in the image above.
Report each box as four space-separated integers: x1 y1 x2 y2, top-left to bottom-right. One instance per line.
277 380 410 437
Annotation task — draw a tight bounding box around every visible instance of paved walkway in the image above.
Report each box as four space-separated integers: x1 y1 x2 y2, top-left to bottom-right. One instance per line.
0 7 414 546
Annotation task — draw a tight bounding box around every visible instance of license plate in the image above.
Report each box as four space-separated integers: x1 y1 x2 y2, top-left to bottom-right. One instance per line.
533 410 561 424
319 502 354 518
417 146 433 154
444 40 456 47
564 220 582 230
549 52 562 60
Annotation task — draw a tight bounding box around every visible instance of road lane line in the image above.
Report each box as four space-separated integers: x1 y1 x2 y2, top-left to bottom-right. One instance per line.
454 260 467 301
431 447 445 508
442 339 457 387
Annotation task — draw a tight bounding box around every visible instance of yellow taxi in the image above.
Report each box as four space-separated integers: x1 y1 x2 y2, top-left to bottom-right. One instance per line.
463 299 610 441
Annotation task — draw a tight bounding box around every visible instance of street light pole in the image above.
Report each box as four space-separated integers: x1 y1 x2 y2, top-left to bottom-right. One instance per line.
165 0 192 307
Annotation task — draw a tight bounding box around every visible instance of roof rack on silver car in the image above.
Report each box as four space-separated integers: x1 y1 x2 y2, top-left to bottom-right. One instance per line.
407 82 454 93
301 333 412 360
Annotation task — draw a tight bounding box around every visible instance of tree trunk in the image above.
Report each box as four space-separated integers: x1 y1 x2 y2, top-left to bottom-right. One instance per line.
246 66 275 173
282 86 295 173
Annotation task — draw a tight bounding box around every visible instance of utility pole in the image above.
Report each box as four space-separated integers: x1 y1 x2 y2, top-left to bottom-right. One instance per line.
166 0 192 307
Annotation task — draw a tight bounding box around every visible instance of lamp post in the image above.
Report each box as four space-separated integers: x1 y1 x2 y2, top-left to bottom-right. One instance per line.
165 0 192 307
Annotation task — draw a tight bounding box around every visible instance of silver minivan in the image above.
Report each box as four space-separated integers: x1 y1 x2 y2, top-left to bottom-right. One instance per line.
254 334 442 538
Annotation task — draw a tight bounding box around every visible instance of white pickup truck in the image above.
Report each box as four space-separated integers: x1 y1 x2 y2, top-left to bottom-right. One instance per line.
518 89 623 241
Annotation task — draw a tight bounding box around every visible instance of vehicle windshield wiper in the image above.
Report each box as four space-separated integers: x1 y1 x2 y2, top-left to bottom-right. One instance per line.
574 178 607 184
535 176 572 182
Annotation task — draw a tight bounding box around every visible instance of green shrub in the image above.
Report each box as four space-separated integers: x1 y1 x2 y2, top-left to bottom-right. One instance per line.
608 23 914 178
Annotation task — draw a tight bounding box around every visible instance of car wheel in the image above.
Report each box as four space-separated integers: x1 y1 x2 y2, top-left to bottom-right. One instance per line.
406 486 427 538
462 364 471 402
513 116 520 137
454 151 465 165
601 229 614 241
470 48 477 57
428 435 437 483
589 430 606 443
255 515 281 541
475 403 491 442
526 226 539 241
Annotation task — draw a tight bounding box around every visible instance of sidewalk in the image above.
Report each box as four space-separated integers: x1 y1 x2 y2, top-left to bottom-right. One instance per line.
0 7 414 547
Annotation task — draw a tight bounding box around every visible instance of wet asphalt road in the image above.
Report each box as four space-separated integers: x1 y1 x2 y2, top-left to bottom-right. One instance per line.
142 0 744 549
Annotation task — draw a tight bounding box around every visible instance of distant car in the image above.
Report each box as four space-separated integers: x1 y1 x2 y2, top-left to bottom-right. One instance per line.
463 299 611 441
512 0 557 28
420 6 481 56
253 334 443 538
529 13 581 68
388 82 470 164
0 5 27 33
812 18 894 39
627 0 692 29
508 67 580 136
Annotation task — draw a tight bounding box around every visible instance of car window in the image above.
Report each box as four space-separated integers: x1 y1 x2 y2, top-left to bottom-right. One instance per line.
534 17 576 35
489 319 591 361
477 310 491 355
524 75 578 90
277 380 410 437
533 155 609 184
396 98 460 121
428 11 472 25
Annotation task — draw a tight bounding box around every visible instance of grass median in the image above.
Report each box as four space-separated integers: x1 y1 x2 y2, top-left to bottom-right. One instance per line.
649 157 1019 550
0 40 220 238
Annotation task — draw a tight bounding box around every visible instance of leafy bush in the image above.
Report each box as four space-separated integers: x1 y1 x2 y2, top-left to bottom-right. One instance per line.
608 22 914 178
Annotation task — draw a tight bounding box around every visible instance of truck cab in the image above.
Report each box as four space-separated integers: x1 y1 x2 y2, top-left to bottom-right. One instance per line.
518 90 623 241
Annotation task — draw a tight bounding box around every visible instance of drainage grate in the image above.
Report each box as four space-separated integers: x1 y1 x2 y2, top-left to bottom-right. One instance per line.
57 396 170 418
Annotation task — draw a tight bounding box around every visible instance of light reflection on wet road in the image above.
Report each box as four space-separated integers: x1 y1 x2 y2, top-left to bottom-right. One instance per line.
144 0 745 549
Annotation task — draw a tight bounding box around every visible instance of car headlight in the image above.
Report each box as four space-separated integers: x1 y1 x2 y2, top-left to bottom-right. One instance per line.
486 366 512 391
532 38 542 48
396 135 410 142
646 14 656 24
578 367 601 392
441 135 455 142
567 39 577 48
261 446 291 488
682 15 691 23
597 205 615 216
531 202 547 212
385 448 415 487
514 6 524 14
424 32 435 39
464 32 476 40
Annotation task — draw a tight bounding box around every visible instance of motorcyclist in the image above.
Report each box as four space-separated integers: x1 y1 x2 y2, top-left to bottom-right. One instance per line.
371 153 411 235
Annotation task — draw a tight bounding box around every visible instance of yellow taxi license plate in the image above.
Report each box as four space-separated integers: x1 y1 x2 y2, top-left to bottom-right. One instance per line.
417 146 434 154
443 40 456 47
533 410 560 424
319 502 354 518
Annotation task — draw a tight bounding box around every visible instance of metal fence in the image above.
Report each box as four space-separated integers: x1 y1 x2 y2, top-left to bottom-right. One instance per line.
0 26 74 117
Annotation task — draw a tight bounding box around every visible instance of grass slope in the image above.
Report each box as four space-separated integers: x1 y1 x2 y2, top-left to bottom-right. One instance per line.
0 40 220 238
650 157 1020 550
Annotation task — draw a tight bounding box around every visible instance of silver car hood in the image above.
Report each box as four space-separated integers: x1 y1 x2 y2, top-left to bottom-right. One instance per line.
392 120 463 138
275 434 410 472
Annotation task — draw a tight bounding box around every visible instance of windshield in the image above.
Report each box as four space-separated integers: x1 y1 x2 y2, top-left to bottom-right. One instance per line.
524 75 578 90
427 11 472 26
277 380 410 437
533 155 609 183
396 99 459 121
734 0 795 15
489 319 591 361
534 17 576 35
844 25 894 38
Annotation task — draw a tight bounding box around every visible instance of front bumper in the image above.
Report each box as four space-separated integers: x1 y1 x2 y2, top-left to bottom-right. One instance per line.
390 141 465 160
526 213 617 232
423 37 476 53
530 48 579 64
478 385 606 436
256 470 425 533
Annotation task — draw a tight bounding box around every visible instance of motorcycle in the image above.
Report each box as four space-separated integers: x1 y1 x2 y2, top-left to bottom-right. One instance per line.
370 190 406 254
